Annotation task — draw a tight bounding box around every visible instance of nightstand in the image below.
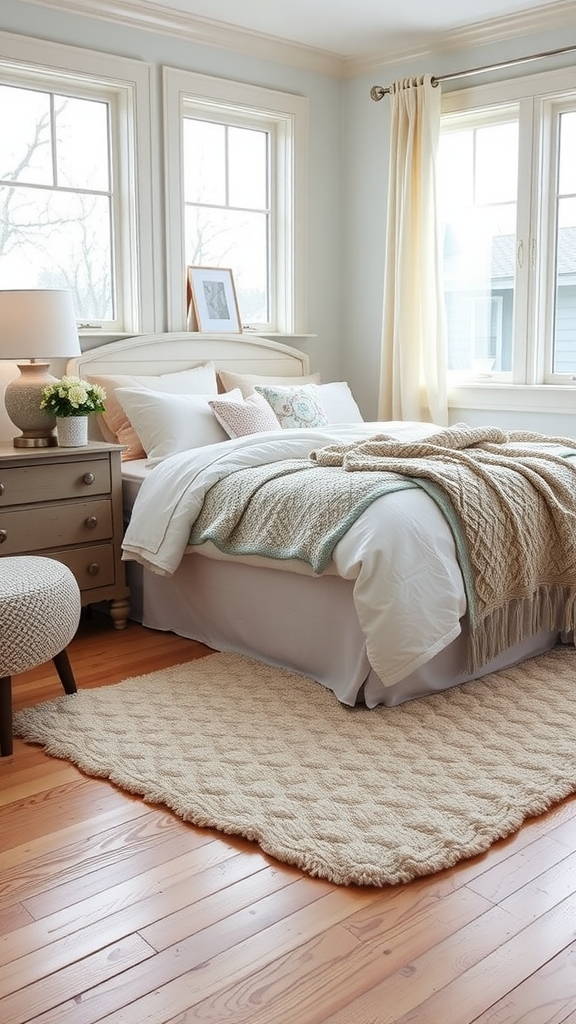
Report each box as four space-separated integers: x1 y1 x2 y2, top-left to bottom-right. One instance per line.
0 441 130 629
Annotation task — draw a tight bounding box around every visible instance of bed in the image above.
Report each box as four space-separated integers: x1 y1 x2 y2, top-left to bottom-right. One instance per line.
68 331 575 708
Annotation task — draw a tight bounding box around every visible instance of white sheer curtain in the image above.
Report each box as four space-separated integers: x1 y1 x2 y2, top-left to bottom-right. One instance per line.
378 75 448 425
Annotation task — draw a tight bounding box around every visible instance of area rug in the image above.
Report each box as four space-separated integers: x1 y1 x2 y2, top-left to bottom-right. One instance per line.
13 647 576 887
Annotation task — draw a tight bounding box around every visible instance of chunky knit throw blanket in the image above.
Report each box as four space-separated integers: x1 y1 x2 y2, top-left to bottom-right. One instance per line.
310 424 576 669
189 423 576 672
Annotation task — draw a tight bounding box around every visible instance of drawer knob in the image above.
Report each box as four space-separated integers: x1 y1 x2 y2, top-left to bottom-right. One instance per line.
0 529 6 544
85 516 98 529
83 472 95 485
0 482 4 496
88 562 100 576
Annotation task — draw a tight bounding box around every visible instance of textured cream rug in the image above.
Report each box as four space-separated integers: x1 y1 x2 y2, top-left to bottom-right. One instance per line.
13 647 576 887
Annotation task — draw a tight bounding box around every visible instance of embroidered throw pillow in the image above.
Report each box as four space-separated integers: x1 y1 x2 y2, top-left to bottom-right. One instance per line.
254 384 330 429
209 391 280 438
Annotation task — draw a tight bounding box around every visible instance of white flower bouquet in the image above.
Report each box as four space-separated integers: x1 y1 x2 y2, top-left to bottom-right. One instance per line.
40 376 106 418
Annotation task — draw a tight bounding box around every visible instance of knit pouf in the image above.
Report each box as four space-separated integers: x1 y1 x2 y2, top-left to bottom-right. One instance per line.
0 556 81 676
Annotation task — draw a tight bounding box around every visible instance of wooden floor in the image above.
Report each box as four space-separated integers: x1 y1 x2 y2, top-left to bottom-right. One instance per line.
2 613 576 1024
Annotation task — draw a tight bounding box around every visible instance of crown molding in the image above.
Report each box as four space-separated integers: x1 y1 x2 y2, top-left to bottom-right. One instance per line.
21 0 345 76
345 0 576 78
18 0 576 81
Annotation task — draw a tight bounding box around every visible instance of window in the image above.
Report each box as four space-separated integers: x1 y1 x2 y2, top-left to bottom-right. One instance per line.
163 68 308 334
439 67 576 387
551 109 576 375
183 116 271 324
0 32 154 335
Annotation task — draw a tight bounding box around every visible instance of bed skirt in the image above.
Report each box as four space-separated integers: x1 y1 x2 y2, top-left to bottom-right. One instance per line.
125 555 560 707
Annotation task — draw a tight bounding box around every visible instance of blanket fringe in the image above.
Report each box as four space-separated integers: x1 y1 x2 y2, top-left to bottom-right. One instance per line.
469 586 576 671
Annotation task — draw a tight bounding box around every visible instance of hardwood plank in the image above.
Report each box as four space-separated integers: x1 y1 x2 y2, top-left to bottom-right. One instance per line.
315 846 576 1024
1 803 158 877
0 856 289 996
0 933 155 1024
69 887 373 1024
0 839 244 968
471 941 576 1024
545 808 576 850
0 902 33 938
139 859 303 952
0 777 144 856
501 849 576 922
0 764 79 804
463 835 571 903
393 891 576 1024
185 878 494 1024
18 812 213 920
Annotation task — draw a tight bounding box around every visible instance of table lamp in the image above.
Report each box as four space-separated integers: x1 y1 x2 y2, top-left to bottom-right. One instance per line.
0 289 81 447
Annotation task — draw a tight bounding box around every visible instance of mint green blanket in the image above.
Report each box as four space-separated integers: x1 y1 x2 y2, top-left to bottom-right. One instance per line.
188 458 416 572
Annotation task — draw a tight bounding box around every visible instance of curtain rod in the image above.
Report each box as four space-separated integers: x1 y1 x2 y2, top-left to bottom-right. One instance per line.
370 41 576 100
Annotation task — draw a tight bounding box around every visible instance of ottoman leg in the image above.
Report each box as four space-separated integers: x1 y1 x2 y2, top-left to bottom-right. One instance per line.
53 651 78 696
0 675 13 757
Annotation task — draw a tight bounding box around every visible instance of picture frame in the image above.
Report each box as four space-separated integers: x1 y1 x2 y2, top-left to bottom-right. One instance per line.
186 266 242 333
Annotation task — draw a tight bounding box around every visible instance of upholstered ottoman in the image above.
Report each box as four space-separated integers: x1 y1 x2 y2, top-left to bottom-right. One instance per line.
0 556 81 757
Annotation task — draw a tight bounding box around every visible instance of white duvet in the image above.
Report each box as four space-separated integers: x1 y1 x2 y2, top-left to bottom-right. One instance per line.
122 421 467 688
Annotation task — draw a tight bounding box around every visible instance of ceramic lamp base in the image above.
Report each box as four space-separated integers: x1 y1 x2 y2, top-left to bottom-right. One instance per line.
4 363 58 448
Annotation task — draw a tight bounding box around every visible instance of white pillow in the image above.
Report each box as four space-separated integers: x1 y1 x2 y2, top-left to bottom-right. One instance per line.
315 382 363 424
115 387 241 465
86 363 219 460
217 369 321 398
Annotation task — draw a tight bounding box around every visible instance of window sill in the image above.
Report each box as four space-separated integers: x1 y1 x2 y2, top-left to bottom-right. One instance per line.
449 382 576 416
246 332 317 340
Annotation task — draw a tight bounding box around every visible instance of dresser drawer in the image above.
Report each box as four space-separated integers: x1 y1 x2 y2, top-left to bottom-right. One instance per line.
0 458 111 506
43 544 116 592
0 499 112 554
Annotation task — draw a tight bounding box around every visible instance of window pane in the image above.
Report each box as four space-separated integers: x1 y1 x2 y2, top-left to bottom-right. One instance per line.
184 206 268 323
439 119 518 373
0 83 115 321
0 186 114 318
437 132 473 209
552 197 576 373
183 119 225 204
558 111 576 194
475 123 518 204
0 84 53 186
55 96 110 191
228 126 268 209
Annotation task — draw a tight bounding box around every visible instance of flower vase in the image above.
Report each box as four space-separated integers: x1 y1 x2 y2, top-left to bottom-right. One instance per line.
56 416 88 447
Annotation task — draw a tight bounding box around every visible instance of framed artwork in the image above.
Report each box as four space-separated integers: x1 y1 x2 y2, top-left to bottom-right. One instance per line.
186 266 242 333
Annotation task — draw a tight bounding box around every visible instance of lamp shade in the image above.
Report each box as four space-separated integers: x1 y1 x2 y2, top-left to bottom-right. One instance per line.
0 289 81 448
0 289 81 360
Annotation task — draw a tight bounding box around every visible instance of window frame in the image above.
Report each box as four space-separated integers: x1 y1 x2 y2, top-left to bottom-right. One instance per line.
163 66 308 334
441 65 576 412
0 30 155 338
